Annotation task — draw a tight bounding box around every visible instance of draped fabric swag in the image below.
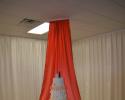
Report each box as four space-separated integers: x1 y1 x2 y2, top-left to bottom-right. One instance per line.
39 20 81 100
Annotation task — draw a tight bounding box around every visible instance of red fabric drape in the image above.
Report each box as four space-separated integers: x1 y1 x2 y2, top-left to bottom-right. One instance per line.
39 19 81 100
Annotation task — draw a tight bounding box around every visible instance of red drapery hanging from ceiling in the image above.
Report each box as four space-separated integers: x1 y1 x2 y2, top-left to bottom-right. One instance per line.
39 19 81 100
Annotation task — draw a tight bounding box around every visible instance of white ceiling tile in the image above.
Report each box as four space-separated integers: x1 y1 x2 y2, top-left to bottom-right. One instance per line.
0 0 125 40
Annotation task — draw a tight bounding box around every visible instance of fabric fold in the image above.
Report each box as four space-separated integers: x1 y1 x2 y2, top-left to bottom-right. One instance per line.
39 19 81 100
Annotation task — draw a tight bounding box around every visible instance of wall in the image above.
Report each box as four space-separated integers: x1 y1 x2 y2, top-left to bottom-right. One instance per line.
0 36 46 100
0 30 125 100
72 30 125 100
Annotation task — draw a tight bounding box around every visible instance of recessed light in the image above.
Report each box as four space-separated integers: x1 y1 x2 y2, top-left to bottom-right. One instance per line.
28 22 49 34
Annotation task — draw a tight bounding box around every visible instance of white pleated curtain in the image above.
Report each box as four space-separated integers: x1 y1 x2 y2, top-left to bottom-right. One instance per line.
0 30 125 100
0 37 46 100
73 30 125 100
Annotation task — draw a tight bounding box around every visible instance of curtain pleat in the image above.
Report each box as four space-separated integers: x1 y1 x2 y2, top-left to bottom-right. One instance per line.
0 37 14 100
122 33 125 100
111 33 122 100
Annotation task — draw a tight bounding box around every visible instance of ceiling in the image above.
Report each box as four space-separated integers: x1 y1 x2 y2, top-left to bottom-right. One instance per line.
0 0 125 40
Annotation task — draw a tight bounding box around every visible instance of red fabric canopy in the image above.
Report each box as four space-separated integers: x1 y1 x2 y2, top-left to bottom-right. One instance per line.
39 19 81 100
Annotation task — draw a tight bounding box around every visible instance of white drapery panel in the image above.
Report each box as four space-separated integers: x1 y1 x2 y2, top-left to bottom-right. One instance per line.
0 36 46 100
73 30 125 100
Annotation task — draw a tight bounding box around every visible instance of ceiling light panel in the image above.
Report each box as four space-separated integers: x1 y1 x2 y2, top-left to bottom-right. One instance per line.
28 22 49 34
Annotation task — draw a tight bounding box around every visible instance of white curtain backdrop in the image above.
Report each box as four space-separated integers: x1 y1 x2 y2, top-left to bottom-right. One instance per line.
0 30 125 100
0 36 46 100
73 30 125 100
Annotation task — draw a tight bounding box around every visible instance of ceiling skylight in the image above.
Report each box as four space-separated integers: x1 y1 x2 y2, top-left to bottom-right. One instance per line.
28 22 49 34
